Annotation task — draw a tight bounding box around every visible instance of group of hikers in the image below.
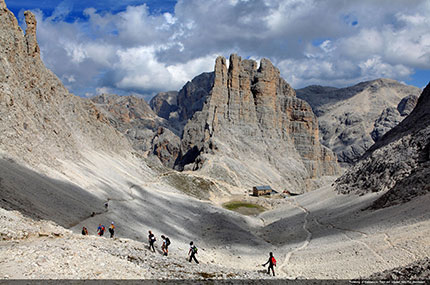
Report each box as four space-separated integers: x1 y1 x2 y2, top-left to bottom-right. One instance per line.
148 230 173 257
82 226 276 275
82 226 199 263
80 202 276 276
81 222 115 238
148 230 199 263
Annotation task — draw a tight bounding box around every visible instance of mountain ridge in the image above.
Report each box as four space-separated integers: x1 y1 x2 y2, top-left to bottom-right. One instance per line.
296 78 421 164
335 82 430 208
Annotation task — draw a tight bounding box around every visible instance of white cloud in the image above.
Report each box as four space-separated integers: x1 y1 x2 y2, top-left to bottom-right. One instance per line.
114 46 216 92
319 40 335 53
30 0 430 96
96 87 114 95
63 42 87 63
63 75 76 83
358 56 412 79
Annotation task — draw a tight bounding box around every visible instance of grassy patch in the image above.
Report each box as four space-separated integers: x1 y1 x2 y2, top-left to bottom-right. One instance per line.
222 201 266 215
161 172 214 200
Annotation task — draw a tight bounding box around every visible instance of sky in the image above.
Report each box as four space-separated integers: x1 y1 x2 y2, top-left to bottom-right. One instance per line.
6 0 430 99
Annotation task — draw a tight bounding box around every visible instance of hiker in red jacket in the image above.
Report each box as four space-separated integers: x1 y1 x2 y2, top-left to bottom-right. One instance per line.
262 252 276 276
97 224 105 236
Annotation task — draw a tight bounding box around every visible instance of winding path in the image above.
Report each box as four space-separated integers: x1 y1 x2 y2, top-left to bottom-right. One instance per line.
279 198 312 277
314 218 386 264
383 233 418 260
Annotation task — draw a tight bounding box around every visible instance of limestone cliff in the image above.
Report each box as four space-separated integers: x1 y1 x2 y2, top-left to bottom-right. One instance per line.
176 54 340 192
0 2 133 168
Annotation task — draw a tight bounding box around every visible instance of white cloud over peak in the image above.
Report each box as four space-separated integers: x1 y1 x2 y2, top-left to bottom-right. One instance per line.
30 0 430 97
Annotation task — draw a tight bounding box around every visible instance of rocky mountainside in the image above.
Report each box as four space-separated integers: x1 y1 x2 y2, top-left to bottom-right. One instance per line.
0 2 133 169
173 54 340 192
98 55 339 192
149 91 178 120
296 79 421 164
90 94 180 167
0 0 149 225
369 257 430 281
371 94 418 142
96 73 216 169
2 0 429 280
176 72 214 122
335 82 430 209
150 72 214 125
91 94 181 168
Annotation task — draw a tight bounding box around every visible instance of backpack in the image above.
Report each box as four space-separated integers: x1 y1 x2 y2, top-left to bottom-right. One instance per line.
166 238 171 246
192 245 198 254
271 256 276 266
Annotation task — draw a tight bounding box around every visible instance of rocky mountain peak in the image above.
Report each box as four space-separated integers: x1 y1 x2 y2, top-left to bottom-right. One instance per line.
214 56 227 87
0 0 6 9
296 79 422 164
176 54 339 191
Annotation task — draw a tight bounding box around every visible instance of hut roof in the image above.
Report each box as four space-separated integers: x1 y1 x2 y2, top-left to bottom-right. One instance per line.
254 185 272 191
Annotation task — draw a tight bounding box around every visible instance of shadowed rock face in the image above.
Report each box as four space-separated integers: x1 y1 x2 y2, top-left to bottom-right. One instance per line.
177 72 214 122
175 54 340 192
370 94 418 142
150 73 215 125
335 82 430 209
149 91 178 120
296 79 421 164
91 94 181 168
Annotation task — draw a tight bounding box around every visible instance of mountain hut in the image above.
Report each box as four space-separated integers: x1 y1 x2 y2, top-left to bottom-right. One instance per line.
253 185 274 196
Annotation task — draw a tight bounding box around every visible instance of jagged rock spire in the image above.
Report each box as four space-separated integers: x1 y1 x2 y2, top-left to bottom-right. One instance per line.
0 0 7 10
24 10 39 57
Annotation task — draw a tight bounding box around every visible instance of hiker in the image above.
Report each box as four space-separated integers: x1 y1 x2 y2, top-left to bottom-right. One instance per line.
148 230 156 252
262 252 276 276
161 235 171 256
104 202 108 209
81 226 88 235
188 241 199 264
91 212 95 217
109 222 115 238
97 224 105 236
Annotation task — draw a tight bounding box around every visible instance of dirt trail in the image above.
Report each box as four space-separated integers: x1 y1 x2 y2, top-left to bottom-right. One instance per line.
279 198 312 277
314 218 386 264
383 233 418 260
68 185 137 229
